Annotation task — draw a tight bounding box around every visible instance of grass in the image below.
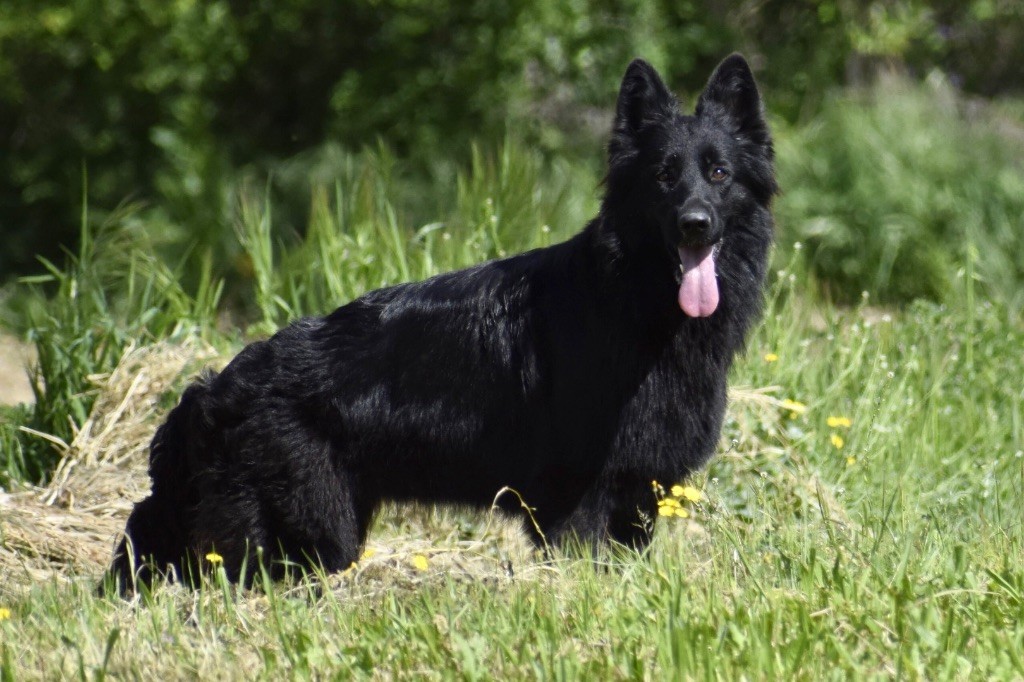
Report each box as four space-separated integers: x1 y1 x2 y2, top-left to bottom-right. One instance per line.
2 82 1023 677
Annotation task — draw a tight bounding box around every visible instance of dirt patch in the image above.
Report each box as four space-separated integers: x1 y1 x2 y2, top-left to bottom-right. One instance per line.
0 332 35 405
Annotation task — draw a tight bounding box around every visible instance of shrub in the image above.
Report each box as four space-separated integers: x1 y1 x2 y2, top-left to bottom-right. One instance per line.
774 75 1024 309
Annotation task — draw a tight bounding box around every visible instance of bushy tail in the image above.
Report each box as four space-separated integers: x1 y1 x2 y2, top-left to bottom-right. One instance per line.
102 374 215 595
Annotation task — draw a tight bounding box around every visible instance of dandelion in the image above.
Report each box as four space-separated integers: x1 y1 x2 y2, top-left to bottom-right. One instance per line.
656 480 702 521
830 433 845 449
678 486 703 503
411 554 429 572
360 548 377 561
827 416 852 428
846 456 856 467
763 352 779 363
205 551 223 565
780 399 807 419
0 607 10 621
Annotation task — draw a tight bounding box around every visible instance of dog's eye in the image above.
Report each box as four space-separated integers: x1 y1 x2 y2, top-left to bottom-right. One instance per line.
656 169 674 184
709 167 729 182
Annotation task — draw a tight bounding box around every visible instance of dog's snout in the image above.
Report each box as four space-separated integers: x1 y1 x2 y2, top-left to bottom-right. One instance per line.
679 209 712 234
677 204 722 246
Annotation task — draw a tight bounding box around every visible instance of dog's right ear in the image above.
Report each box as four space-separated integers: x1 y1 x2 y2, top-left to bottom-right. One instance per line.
609 59 677 162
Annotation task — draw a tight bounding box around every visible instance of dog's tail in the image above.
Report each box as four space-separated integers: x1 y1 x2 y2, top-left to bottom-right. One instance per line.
102 373 215 596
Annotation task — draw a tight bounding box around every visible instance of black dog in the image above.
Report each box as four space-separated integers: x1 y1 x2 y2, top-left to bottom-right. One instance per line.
107 54 776 591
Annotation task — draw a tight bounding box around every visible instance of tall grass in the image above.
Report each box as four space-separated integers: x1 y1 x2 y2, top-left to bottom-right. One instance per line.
1 142 597 484
235 142 597 332
0 201 222 484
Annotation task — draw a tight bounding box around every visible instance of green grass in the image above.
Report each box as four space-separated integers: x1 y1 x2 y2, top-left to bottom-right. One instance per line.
2 88 1023 676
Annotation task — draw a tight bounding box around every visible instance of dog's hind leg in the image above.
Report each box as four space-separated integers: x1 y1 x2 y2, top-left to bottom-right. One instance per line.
191 460 372 583
101 493 191 595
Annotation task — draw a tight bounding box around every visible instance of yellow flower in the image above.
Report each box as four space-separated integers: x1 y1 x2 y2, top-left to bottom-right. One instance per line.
830 433 845 449
657 505 676 517
827 416 852 428
360 548 377 560
678 486 703 503
846 456 857 466
411 554 429 571
763 352 779 363
0 607 10 621
674 508 690 519
780 399 807 418
658 497 681 508
205 551 223 565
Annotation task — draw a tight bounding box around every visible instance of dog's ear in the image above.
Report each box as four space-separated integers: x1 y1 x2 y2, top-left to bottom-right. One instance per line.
609 59 677 161
696 53 768 146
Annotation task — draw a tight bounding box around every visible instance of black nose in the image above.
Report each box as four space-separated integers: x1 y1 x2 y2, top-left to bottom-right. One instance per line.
679 209 712 235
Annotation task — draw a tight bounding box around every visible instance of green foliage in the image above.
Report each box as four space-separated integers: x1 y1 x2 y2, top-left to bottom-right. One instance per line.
774 75 1024 308
0 0 244 276
4 0 1021 283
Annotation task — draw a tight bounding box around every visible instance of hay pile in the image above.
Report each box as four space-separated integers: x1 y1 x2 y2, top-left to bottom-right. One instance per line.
0 339 217 588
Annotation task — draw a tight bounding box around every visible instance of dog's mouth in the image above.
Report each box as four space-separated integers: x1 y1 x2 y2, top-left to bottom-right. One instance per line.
676 242 720 317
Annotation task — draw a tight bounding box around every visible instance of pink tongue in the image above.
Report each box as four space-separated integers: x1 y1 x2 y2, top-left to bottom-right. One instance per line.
677 246 719 317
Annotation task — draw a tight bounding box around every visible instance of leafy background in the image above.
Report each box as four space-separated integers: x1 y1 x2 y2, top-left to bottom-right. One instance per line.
2 0 1022 305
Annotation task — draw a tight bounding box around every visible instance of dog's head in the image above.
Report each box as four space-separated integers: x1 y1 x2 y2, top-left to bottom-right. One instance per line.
603 54 777 318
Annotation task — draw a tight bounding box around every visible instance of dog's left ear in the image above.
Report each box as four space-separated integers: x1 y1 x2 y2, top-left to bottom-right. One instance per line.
696 54 768 146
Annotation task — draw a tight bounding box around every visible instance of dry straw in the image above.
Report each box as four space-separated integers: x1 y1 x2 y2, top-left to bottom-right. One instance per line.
1 338 216 588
